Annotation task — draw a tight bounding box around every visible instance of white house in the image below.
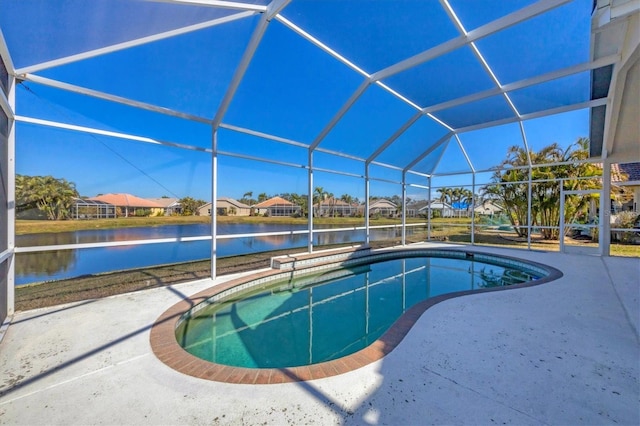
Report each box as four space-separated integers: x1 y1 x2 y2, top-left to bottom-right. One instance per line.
197 198 252 216
146 197 182 216
365 199 397 217
418 201 455 218
474 200 503 216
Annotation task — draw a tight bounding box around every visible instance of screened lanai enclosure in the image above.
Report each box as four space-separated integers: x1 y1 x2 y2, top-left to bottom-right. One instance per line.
0 0 639 323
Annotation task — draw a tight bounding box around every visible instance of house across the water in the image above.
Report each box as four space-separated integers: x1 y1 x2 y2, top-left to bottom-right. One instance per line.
88 193 164 217
198 198 251 216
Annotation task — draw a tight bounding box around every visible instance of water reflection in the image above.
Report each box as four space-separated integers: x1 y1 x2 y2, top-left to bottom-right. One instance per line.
16 250 76 278
15 224 425 285
178 256 537 368
16 224 214 246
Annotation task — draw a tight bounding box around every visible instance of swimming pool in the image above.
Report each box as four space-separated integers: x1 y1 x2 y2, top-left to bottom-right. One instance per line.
172 249 556 370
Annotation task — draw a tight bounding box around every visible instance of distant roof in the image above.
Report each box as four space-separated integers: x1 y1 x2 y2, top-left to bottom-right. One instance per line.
146 197 180 208
407 201 428 209
316 197 352 207
218 197 251 209
254 196 295 208
474 201 503 212
369 199 396 209
617 162 640 183
90 193 163 208
73 197 114 207
419 201 453 211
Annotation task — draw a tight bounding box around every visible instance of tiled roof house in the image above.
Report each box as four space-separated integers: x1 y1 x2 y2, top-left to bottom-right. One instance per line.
253 196 301 217
613 162 640 213
89 193 163 217
360 199 397 217
198 198 251 216
315 197 357 217
146 197 182 216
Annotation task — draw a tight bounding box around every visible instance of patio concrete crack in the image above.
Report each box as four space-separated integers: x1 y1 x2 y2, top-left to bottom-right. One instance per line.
0 353 149 406
421 366 550 425
600 257 640 343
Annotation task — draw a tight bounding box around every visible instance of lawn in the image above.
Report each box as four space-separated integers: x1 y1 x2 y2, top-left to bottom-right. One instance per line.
15 215 428 235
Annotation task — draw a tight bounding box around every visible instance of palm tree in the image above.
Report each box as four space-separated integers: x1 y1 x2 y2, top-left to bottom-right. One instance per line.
340 194 354 217
460 188 474 217
482 146 530 237
482 138 601 239
325 192 335 217
314 186 326 217
448 188 461 217
257 192 268 203
16 174 79 220
241 191 253 206
437 188 452 204
289 193 307 217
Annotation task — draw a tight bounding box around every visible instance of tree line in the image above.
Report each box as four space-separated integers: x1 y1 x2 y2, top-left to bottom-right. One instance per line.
15 175 208 220
238 188 416 217
481 137 601 240
15 137 606 234
16 174 79 220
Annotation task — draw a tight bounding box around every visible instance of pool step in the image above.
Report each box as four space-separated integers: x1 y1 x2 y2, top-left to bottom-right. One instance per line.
270 245 371 271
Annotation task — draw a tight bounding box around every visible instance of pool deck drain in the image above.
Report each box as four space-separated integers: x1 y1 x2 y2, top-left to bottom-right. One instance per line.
0 244 638 425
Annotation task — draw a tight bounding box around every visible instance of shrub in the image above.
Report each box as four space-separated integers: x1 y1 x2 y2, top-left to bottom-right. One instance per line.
613 211 640 243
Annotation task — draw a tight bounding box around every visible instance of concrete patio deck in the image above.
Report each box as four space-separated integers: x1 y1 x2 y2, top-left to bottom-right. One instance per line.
0 245 638 425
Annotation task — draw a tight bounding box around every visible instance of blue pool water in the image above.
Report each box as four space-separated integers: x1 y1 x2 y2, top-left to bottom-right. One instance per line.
176 254 542 369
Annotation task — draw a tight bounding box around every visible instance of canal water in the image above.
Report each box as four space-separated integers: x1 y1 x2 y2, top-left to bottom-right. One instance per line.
15 223 425 285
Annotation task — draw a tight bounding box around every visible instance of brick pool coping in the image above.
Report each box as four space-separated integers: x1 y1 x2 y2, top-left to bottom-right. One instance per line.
149 247 563 384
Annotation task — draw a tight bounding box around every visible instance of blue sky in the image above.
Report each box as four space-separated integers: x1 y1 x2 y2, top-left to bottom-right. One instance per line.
3 0 593 202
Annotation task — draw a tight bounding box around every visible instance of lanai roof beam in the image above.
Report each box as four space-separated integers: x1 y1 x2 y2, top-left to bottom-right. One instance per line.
212 0 292 127
15 116 213 153
420 54 619 115
440 0 522 124
20 74 212 124
0 28 14 74
15 12 257 75
150 0 267 12
309 79 371 151
455 98 607 134
371 0 571 82
404 133 453 173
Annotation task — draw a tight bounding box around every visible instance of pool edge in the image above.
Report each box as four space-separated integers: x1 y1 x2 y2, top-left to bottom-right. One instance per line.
149 247 563 385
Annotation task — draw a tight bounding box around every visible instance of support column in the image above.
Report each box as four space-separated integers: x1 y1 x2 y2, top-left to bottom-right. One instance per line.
365 163 370 245
211 129 218 280
427 176 432 241
471 173 475 245
1 70 15 322
401 172 406 246
527 167 533 250
307 150 314 253
600 160 611 256
7 73 15 317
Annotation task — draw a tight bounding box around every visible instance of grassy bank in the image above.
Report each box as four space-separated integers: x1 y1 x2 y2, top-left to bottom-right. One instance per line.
16 215 431 235
15 250 269 311
5 231 570 312
14 215 639 311
14 226 639 311
14 241 395 311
